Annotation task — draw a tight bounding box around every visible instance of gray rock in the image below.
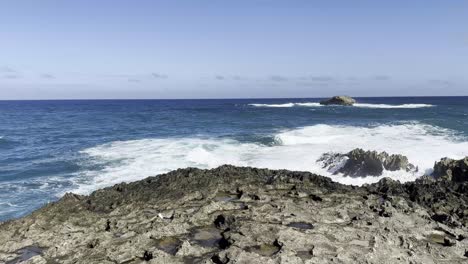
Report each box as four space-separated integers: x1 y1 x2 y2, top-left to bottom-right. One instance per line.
319 95 356 106
318 148 417 177
0 165 467 263
433 157 468 182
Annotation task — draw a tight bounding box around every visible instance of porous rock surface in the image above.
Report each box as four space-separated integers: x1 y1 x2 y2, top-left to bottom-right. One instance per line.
433 157 468 182
319 148 418 177
0 165 468 264
319 96 356 106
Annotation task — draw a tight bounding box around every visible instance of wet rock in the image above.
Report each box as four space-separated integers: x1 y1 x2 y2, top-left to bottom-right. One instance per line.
286 222 314 230
443 237 456 247
246 239 283 257
153 236 181 255
211 253 229 264
433 157 468 182
319 95 356 106
214 214 235 230
319 148 417 177
142 250 153 261
4 246 44 264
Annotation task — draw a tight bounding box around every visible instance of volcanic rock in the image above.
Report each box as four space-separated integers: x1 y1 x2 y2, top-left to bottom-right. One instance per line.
318 148 418 177
0 165 467 263
433 157 468 182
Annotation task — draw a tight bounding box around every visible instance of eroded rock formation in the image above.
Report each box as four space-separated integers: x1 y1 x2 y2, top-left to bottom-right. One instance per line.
318 148 417 177
0 165 467 263
433 157 468 182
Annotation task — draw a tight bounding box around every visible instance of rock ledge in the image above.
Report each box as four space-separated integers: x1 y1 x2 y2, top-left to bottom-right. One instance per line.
1 165 467 263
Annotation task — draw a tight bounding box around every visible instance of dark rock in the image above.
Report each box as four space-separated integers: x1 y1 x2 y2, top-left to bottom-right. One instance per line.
319 148 417 177
214 214 235 230
319 95 356 106
211 254 229 264
433 157 468 182
443 237 455 247
143 251 153 261
309 194 323 202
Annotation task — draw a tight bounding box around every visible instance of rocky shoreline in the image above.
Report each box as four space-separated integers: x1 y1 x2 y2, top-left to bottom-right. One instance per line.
1 161 468 263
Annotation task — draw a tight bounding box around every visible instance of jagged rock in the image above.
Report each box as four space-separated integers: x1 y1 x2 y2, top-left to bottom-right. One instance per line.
318 148 417 177
433 157 468 182
0 165 467 263
319 95 356 106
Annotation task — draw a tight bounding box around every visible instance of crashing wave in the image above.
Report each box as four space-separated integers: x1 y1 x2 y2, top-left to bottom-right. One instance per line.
71 122 468 194
249 102 433 109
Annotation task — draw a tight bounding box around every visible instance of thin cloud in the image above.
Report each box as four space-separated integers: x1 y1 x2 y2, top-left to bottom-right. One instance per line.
128 78 141 83
309 76 334 82
0 66 16 73
232 75 242 81
297 81 331 87
429 79 452 86
3 74 20 79
41 73 55 79
215 75 225 80
152 73 168 79
270 75 288 82
373 75 391 81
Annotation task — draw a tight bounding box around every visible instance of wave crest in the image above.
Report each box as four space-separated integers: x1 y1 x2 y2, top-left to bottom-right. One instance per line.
249 102 321 108
249 102 433 109
72 123 468 194
353 103 433 109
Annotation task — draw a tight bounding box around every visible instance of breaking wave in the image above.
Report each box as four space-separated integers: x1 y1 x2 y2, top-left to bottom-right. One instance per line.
72 122 468 194
249 102 433 109
249 102 321 108
353 103 433 109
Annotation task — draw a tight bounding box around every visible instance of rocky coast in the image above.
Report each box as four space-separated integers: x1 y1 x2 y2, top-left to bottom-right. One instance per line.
0 157 468 263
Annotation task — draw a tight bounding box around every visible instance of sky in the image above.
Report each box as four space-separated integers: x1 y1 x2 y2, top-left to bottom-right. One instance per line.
0 0 467 99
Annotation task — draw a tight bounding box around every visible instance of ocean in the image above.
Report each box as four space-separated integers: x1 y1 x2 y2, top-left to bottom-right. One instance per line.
1 96 468 221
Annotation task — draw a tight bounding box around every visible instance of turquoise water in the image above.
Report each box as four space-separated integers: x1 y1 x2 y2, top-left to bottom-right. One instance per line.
1 97 468 221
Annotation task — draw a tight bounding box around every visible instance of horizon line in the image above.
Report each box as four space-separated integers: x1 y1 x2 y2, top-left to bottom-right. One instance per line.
0 95 467 101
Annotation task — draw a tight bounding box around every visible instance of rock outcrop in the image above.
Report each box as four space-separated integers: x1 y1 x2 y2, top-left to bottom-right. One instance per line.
0 165 467 263
318 148 418 177
319 95 356 106
433 157 468 182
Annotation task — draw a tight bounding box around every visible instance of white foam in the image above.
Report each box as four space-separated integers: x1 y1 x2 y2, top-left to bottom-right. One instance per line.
249 102 433 109
353 103 434 109
73 123 468 194
250 103 297 108
249 102 321 108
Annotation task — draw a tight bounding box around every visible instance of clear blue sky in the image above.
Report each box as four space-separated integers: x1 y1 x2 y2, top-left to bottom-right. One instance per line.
1 0 467 99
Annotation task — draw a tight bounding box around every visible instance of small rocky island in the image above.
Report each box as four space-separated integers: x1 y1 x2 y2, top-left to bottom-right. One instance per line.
0 156 468 263
319 95 356 106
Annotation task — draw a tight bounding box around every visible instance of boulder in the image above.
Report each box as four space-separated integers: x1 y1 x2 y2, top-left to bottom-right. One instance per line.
433 157 468 182
319 95 356 106
318 148 417 177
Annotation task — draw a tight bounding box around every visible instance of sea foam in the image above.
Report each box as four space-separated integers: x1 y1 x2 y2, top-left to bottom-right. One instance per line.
72 123 468 194
249 102 433 109
353 103 433 109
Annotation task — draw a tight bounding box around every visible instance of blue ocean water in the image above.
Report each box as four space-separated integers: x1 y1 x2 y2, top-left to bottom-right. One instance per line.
1 97 468 221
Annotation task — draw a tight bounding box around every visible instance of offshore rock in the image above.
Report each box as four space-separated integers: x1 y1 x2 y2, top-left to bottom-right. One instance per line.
319 95 356 106
318 148 417 177
0 165 467 263
433 157 468 182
